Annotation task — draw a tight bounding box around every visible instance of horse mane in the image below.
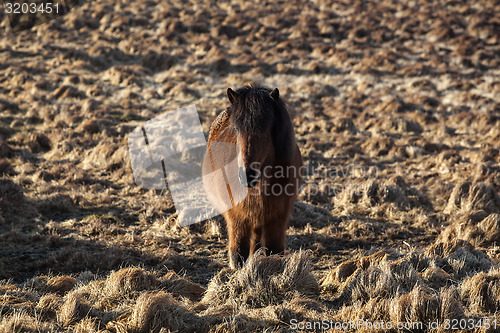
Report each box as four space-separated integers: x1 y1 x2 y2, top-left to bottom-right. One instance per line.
228 84 295 161
229 84 277 134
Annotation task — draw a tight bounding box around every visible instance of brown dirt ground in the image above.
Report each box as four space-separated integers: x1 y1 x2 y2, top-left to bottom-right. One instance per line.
0 0 499 331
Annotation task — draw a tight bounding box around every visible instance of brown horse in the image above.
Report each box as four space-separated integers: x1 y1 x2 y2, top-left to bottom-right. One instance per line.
202 84 303 269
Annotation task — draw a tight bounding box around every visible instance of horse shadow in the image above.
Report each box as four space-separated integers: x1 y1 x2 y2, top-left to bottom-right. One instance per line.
0 177 223 285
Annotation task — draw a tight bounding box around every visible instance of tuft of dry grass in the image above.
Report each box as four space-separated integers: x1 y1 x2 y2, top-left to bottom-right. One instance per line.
36 194 75 216
128 291 204 333
57 291 92 327
104 267 159 297
445 182 500 214
27 133 51 153
202 250 318 309
421 266 452 290
460 267 500 314
390 285 440 326
334 177 431 217
425 240 492 279
27 274 77 296
439 212 500 247
324 243 490 330
0 312 56 333
0 179 37 223
72 317 99 333
321 250 424 305
36 293 63 320
47 276 77 295
160 270 206 302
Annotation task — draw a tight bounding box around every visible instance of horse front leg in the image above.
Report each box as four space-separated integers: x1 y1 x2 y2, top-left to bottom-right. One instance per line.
249 226 263 257
226 215 251 269
262 198 293 256
262 221 287 256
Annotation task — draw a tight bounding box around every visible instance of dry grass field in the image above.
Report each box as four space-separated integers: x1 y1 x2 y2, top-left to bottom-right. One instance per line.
1 0 500 331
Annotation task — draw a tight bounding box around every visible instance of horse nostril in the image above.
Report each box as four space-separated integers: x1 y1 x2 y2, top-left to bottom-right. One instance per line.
238 167 247 186
246 169 257 188
238 167 258 188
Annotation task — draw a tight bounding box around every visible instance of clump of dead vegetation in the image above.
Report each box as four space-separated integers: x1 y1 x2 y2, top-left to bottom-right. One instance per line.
202 250 318 308
103 267 159 297
0 179 37 224
2 247 500 332
321 240 498 330
160 270 206 302
445 182 500 215
439 212 500 247
438 181 500 248
0 312 56 333
128 291 204 333
334 176 431 214
0 253 324 332
0 267 210 332
0 245 500 332
460 267 500 314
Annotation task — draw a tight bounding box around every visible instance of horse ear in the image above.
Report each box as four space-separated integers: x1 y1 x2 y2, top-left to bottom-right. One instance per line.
270 88 279 101
227 88 238 104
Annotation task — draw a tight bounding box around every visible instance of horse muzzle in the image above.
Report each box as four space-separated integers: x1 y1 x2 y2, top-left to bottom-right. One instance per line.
238 167 259 188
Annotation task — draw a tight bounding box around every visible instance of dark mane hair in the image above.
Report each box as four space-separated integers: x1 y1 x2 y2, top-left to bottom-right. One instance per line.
228 84 295 161
229 84 282 134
